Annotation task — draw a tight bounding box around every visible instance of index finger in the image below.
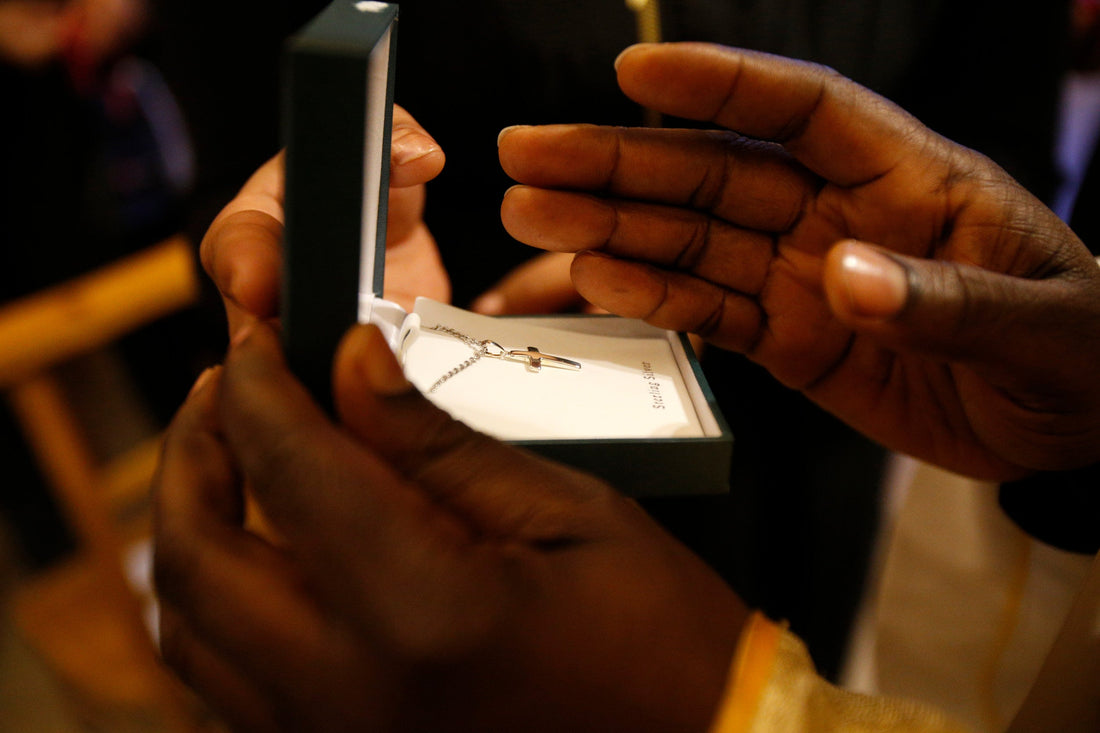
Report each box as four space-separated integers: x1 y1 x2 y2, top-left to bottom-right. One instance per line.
615 42 927 187
499 125 813 233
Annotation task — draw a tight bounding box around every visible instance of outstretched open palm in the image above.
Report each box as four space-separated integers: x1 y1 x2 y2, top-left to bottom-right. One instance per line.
500 43 1100 480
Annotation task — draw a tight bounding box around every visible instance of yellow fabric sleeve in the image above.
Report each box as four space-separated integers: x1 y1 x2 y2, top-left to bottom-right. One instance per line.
708 612 973 733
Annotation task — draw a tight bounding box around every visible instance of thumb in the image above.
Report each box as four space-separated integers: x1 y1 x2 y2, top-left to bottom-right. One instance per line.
823 239 1074 375
332 325 617 538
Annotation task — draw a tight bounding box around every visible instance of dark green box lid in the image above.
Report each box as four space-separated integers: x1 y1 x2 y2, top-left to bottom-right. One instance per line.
281 1 398 410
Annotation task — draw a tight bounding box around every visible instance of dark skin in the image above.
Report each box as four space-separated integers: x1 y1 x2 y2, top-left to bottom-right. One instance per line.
500 43 1100 481
155 322 745 732
157 42 1100 732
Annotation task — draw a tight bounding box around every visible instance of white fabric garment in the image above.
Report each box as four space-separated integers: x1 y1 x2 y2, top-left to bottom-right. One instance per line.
1006 545 1100 731
843 458 1094 732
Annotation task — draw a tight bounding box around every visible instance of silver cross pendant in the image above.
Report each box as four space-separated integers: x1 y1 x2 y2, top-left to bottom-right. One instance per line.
483 342 582 373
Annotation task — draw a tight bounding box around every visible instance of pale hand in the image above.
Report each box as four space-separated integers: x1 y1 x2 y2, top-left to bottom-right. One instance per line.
200 105 450 340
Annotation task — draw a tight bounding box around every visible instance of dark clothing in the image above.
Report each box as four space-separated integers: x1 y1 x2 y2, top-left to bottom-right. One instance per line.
1000 468 1100 555
148 0 1070 294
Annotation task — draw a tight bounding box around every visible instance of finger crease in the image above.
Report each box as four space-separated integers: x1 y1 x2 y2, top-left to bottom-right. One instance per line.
687 149 732 213
604 130 626 193
743 252 780 357
774 78 828 145
604 202 623 250
800 332 858 393
673 218 711 271
711 55 746 127
642 274 672 322
693 295 727 338
780 177 824 234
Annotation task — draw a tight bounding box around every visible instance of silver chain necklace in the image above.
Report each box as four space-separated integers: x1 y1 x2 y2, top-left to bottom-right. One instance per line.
425 324 581 393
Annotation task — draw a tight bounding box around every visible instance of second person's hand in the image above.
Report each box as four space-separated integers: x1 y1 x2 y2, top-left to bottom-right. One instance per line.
200 104 449 340
499 42 1100 480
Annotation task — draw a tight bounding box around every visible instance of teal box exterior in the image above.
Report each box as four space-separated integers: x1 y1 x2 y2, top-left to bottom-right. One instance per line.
281 1 398 411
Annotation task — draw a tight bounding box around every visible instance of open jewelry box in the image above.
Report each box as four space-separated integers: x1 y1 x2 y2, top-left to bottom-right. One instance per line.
281 0 732 495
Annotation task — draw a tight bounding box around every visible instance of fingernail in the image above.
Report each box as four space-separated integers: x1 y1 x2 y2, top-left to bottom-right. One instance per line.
360 325 413 396
614 44 644 71
837 243 908 319
188 366 219 397
391 129 440 166
499 124 532 146
470 292 506 315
